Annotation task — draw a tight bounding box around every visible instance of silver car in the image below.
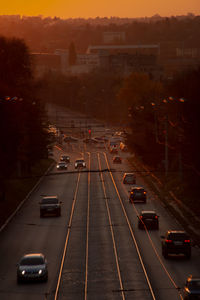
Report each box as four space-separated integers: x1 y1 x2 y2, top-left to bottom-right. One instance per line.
75 159 86 169
17 253 48 283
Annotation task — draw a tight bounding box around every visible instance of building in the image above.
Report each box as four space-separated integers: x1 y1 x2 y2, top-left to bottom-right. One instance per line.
159 42 200 79
87 44 159 56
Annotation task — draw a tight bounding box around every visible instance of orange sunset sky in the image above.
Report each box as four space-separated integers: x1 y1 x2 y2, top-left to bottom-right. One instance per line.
1 0 200 18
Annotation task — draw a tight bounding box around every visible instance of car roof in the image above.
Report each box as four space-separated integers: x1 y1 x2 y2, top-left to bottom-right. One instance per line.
124 172 135 176
131 186 144 190
43 196 58 199
22 253 44 259
141 210 156 215
167 230 187 234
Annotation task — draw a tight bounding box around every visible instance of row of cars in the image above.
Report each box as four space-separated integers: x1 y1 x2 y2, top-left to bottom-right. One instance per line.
123 172 159 230
122 172 199 299
17 194 62 283
57 155 86 170
123 172 193 259
17 154 71 283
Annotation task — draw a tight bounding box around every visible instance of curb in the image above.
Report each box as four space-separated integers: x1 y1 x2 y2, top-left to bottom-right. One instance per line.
0 162 55 233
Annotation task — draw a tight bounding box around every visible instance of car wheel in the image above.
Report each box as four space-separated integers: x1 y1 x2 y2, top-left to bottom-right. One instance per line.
138 223 143 230
43 274 48 282
17 277 22 284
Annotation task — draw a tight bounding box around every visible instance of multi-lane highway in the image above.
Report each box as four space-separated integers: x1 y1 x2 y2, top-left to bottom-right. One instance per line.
0 113 199 300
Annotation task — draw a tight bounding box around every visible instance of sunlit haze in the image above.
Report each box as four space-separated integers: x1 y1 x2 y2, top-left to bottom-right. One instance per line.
1 0 200 18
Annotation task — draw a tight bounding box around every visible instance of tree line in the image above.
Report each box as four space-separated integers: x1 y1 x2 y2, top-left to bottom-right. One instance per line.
0 36 50 189
0 15 200 52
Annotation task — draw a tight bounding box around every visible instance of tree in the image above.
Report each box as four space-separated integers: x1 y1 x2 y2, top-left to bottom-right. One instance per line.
68 42 77 66
0 37 32 96
0 36 50 181
118 72 163 109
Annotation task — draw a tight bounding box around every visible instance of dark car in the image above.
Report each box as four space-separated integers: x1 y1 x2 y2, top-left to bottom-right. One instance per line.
123 173 136 184
40 196 61 217
161 230 191 259
57 162 67 170
75 159 86 169
138 211 159 229
60 155 70 163
113 156 122 163
17 253 48 283
184 275 200 299
129 186 146 203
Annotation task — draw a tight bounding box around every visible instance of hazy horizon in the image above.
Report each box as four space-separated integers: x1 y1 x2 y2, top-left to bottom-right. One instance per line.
1 0 200 19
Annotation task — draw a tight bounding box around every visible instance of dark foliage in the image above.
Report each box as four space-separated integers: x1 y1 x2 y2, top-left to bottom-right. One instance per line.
0 37 50 182
0 15 200 52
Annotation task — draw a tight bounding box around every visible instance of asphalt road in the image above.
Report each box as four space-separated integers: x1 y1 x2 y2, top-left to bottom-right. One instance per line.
0 111 199 300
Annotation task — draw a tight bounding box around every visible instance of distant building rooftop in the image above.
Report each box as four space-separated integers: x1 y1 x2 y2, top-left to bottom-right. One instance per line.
88 45 159 50
87 44 159 55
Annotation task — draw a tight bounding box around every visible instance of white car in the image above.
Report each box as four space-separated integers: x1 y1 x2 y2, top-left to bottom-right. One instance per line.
75 159 86 169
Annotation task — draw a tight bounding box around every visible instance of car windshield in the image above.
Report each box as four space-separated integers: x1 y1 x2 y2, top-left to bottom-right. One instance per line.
42 198 58 204
135 190 144 193
126 177 134 182
169 233 189 240
20 256 44 266
76 160 84 163
142 213 156 218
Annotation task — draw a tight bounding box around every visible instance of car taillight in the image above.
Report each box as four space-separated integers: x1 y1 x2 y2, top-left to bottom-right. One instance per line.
184 240 190 243
140 216 143 220
154 216 158 219
144 191 146 194
165 239 172 243
131 192 133 194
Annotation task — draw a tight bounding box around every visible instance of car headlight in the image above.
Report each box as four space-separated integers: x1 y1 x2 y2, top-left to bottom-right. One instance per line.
38 269 43 275
21 270 26 275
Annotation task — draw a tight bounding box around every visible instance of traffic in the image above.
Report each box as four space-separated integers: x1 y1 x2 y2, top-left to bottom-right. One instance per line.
0 110 199 300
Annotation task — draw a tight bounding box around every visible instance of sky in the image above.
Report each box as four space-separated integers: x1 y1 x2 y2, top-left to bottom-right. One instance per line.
1 0 200 19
